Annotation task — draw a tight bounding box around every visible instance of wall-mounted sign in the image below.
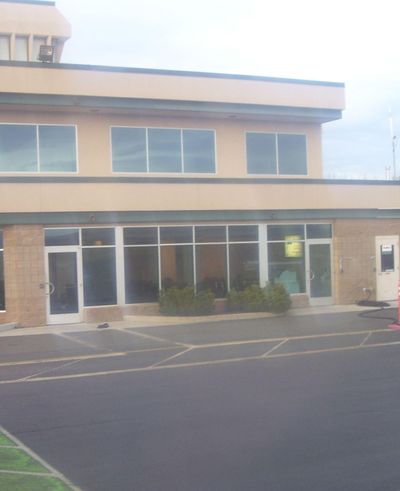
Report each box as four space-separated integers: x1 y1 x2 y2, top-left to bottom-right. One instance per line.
285 235 303 258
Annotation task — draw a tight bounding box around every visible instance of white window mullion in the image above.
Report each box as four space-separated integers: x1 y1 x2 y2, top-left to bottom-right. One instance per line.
145 128 150 173
180 129 184 173
115 227 125 305
157 227 162 290
259 224 268 287
36 125 40 172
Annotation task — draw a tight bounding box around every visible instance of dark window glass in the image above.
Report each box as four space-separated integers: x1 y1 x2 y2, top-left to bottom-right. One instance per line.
229 243 259 290
124 246 159 303
196 244 227 298
148 128 181 172
45 229 80 246
228 225 258 242
0 250 4 311
82 228 115 246
124 227 158 245
183 130 215 173
48 251 79 314
161 245 194 288
278 134 307 175
195 226 226 243
39 125 77 172
306 224 332 239
268 242 306 293
268 224 305 241
246 133 277 174
381 245 395 272
0 230 3 249
160 226 192 244
112 127 147 172
0 124 37 172
83 248 117 306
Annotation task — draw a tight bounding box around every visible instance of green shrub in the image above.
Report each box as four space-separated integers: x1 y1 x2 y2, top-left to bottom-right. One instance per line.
265 282 291 313
227 284 269 312
159 286 215 316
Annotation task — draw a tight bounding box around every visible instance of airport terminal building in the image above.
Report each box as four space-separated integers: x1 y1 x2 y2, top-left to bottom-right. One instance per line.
0 0 399 327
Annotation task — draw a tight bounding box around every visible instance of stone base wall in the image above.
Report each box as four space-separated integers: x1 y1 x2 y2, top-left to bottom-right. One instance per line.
2 225 46 327
333 218 400 304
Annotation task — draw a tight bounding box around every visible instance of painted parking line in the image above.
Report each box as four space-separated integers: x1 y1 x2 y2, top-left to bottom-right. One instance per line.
1 328 400 384
0 426 79 490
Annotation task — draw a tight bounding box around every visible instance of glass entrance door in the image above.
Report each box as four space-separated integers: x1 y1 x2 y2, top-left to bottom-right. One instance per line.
308 241 333 305
46 247 82 324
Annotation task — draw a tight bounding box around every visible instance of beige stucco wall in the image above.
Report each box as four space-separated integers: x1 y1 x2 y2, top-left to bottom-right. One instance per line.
0 2 70 39
0 181 398 214
0 110 323 178
0 65 345 110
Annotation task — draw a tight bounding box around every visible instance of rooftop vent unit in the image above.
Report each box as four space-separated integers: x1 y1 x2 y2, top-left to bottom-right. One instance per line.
37 44 54 63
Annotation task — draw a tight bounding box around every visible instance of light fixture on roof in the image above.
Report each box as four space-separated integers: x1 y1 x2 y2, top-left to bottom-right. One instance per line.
38 44 55 63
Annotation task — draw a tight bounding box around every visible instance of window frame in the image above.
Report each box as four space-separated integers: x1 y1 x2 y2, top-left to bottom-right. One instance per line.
245 131 308 177
0 123 79 174
110 126 217 175
0 230 4 312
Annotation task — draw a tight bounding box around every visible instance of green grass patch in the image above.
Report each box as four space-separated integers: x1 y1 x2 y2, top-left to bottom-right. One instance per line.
0 473 72 491
0 447 48 473
0 432 18 447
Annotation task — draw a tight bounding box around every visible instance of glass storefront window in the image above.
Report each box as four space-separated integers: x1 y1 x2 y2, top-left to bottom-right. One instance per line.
82 228 115 246
196 244 227 298
124 247 159 303
124 227 158 245
268 224 305 241
45 229 80 246
161 245 194 289
229 243 259 290
160 227 193 244
268 241 306 294
83 248 117 306
228 225 258 242
195 226 226 243
306 224 332 239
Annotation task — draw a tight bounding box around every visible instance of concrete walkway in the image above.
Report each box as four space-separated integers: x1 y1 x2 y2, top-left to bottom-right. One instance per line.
0 303 390 338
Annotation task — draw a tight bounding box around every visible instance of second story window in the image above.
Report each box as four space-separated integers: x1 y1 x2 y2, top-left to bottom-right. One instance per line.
0 124 77 173
15 36 28 61
111 127 216 174
246 132 307 176
0 35 10 61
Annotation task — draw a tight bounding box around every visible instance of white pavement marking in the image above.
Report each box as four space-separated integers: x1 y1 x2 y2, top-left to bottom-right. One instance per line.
262 339 288 357
360 331 373 346
0 338 400 385
0 425 81 490
115 327 193 348
55 332 111 352
17 359 84 382
150 347 194 367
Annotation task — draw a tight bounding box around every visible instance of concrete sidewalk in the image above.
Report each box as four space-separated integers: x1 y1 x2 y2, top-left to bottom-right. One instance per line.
0 302 394 338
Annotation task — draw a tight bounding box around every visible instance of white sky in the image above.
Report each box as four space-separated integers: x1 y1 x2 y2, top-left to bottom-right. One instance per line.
55 0 400 179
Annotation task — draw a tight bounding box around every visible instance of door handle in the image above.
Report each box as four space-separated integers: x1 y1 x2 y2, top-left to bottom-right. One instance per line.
40 282 55 296
310 270 315 281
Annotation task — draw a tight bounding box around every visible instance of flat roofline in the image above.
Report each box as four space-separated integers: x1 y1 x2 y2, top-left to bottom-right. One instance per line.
0 0 55 5
0 60 345 88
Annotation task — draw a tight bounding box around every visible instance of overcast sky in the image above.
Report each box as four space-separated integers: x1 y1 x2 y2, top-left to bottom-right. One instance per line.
55 0 400 180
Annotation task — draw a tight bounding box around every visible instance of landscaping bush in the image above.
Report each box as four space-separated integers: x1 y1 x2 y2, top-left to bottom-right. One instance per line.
227 284 269 312
227 283 291 314
264 282 291 313
159 286 215 316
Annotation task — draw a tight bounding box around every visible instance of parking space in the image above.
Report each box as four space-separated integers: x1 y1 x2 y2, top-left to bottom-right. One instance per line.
0 309 399 384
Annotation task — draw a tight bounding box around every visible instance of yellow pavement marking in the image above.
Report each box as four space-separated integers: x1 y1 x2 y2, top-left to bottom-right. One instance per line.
0 337 399 385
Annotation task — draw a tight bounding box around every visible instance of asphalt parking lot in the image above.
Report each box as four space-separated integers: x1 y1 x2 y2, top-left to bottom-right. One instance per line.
0 309 399 384
1 308 400 491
